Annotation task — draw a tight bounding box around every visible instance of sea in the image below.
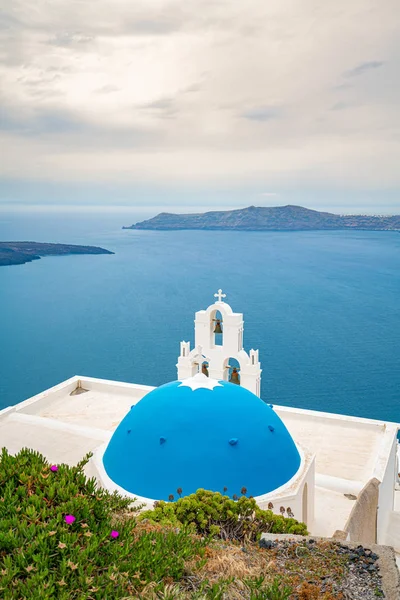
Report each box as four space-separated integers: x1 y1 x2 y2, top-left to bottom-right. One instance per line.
0 209 399 423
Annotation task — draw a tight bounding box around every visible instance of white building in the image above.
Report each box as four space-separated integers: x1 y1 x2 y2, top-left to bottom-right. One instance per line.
1 290 399 558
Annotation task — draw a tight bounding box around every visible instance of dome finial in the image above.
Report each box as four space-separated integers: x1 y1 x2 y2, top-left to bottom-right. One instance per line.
214 288 226 303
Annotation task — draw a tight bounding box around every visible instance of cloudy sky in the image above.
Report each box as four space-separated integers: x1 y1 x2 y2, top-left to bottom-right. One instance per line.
0 0 399 213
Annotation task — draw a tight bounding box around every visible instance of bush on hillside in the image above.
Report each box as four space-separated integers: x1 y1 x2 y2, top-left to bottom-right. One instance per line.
0 449 300 599
0 448 208 599
140 489 308 542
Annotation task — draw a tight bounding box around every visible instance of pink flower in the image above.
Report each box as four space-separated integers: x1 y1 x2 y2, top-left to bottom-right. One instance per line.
110 530 119 538
64 515 76 525
50 465 58 472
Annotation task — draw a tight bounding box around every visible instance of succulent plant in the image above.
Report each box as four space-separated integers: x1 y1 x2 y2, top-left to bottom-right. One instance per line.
0 448 207 599
140 488 307 543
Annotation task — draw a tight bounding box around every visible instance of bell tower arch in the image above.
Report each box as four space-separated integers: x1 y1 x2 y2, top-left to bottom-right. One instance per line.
176 290 262 397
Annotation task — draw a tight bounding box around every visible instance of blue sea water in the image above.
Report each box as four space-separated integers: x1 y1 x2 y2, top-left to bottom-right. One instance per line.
0 210 399 423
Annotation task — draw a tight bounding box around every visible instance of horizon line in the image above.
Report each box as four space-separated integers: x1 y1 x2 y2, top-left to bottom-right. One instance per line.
0 203 399 217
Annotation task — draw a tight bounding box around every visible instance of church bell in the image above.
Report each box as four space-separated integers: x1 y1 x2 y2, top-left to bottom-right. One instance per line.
202 363 209 377
229 367 240 385
214 319 223 334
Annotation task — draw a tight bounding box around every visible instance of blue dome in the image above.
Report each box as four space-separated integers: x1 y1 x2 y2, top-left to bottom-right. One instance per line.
103 379 301 500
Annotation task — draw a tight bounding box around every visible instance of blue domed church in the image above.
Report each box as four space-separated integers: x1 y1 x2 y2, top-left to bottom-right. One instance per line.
101 291 313 521
103 376 300 500
4 290 399 549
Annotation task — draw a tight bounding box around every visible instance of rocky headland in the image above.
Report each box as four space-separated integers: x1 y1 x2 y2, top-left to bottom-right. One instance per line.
0 242 114 267
123 205 400 231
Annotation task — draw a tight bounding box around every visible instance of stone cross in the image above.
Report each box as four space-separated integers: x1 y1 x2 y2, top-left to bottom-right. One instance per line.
214 289 226 303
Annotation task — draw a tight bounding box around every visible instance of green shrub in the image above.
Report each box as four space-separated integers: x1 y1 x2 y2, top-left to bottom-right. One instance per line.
137 577 293 600
140 489 308 542
0 449 299 598
244 575 293 600
0 448 207 599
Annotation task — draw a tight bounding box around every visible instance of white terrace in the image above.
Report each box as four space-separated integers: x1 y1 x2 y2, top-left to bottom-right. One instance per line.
1 374 398 555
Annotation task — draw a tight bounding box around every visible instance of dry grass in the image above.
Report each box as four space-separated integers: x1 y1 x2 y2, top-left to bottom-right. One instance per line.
110 512 354 599
183 539 348 600
192 543 267 581
117 537 361 599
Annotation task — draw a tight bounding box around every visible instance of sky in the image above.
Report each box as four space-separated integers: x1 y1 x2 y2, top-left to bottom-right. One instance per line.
0 0 399 215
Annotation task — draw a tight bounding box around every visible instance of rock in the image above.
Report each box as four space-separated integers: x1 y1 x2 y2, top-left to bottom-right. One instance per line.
370 552 379 561
259 539 276 549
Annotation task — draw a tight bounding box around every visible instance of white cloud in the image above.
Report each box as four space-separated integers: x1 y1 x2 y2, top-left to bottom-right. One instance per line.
0 0 399 205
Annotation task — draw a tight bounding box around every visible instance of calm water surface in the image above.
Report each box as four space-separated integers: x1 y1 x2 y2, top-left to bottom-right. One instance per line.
0 210 399 423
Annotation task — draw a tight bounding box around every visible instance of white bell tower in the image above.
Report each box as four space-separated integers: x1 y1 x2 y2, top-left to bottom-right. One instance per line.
176 289 262 397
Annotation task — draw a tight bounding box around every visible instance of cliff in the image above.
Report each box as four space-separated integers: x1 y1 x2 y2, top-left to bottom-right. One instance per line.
123 205 400 231
0 242 114 267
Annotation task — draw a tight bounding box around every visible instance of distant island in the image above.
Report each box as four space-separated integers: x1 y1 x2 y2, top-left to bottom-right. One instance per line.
123 205 400 232
0 242 114 267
